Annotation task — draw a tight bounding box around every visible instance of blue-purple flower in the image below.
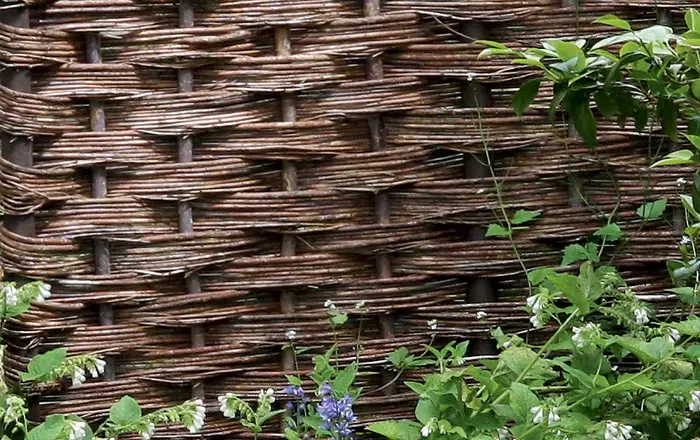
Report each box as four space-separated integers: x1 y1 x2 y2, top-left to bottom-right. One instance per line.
283 384 311 428
317 393 357 439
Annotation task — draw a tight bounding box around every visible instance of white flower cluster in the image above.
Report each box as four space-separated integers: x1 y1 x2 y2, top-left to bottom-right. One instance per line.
632 305 649 325
677 416 691 432
530 406 559 425
571 322 601 348
140 422 155 440
68 420 88 440
2 395 26 425
604 421 633 440
218 393 237 418
36 282 51 302
258 388 275 404
689 390 700 412
495 427 510 440
526 292 548 328
324 299 336 310
72 358 106 387
2 284 18 307
184 399 206 433
665 328 681 345
420 417 437 437
427 319 438 331
285 330 297 341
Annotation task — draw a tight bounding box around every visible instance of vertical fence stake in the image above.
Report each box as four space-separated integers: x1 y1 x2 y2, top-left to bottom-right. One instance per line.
364 0 396 395
85 33 116 382
177 0 206 400
461 22 497 357
274 26 298 373
0 5 39 421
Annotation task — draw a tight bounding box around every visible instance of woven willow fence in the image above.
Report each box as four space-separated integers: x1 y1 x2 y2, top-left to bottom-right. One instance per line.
0 0 694 437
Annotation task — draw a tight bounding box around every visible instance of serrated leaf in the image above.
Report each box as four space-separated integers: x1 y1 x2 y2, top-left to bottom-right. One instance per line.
615 336 674 364
109 396 142 426
594 223 624 241
561 243 598 266
286 375 302 386
636 199 667 220
595 14 632 31
513 79 541 118
670 316 700 337
387 347 409 368
510 209 542 225
509 383 540 424
485 224 511 238
329 312 348 326
550 273 590 313
332 362 357 395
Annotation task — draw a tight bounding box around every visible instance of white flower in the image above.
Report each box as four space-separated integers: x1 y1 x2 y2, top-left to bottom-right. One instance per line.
68 421 88 440
95 358 106 374
72 367 86 387
502 341 512 349
548 407 560 424
681 235 693 246
689 390 700 412
427 319 438 330
324 299 336 309
531 406 545 424
633 306 649 325
677 416 691 432
605 421 633 440
529 314 545 329
495 428 509 440
258 388 275 403
572 322 599 348
2 285 18 307
611 365 619 372
285 330 297 341
476 311 487 320
666 328 681 344
140 422 155 440
677 177 688 187
526 294 543 313
218 393 235 418
186 398 206 433
36 282 51 302
421 419 436 437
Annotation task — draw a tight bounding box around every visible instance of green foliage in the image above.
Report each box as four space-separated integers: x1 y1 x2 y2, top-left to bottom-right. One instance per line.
486 210 541 239
637 199 668 220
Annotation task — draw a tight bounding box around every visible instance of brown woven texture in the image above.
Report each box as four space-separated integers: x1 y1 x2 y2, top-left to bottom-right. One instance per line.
0 0 692 437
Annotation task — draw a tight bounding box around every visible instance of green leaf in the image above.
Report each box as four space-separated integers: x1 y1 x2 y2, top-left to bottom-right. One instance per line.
510 209 541 225
415 399 438 425
286 375 302 386
687 9 700 32
616 336 674 364
652 150 696 167
684 134 700 152
367 421 421 440
509 383 540 424
594 91 617 118
550 273 590 313
561 243 599 266
636 25 672 43
513 79 541 118
527 267 556 285
670 316 700 337
285 428 302 440
387 347 409 369
570 95 598 147
692 79 700 100
595 14 632 31
485 224 511 238
329 312 348 326
636 199 667 220
27 415 67 440
681 195 700 221
20 348 67 382
109 396 142 426
547 40 587 71
658 97 679 142
332 362 357 395
594 223 624 241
